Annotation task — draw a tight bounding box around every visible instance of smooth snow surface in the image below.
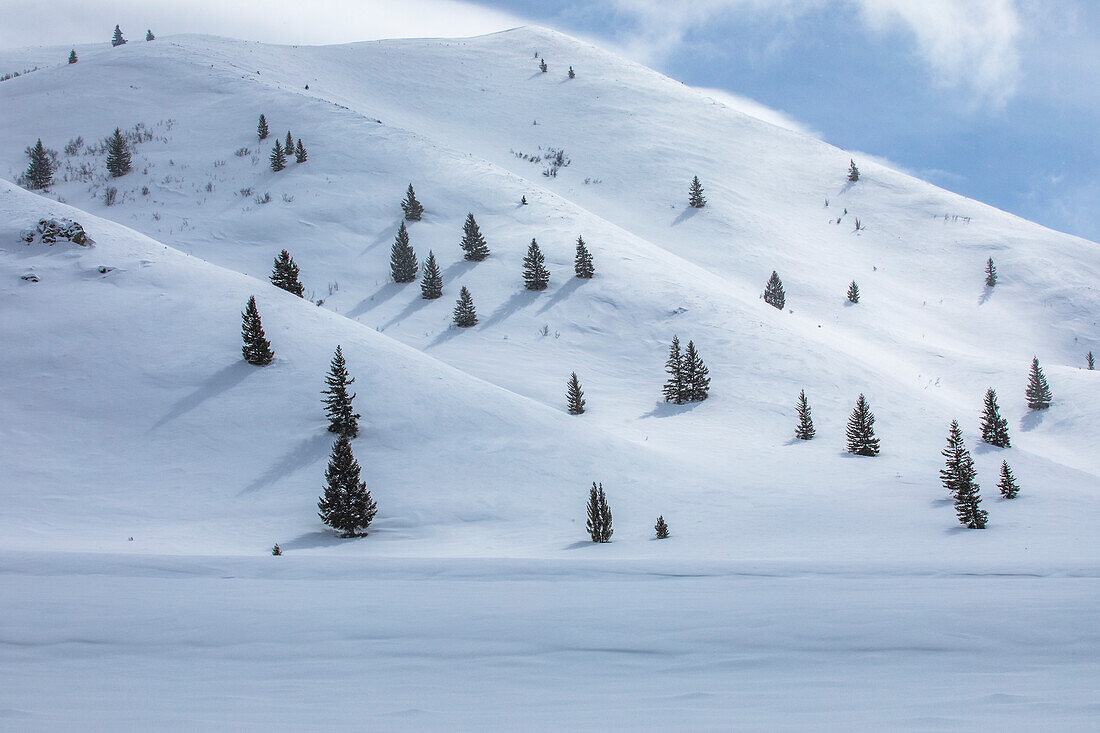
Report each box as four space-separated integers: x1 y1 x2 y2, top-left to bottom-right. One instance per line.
1 27 1098 730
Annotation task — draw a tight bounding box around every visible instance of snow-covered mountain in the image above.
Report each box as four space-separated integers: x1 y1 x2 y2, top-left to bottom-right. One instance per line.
1 27 1097 730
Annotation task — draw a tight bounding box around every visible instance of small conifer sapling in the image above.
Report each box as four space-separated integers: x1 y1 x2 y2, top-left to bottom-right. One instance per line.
985 257 997 287
401 184 424 221
655 515 669 539
1086 351 1094 370
979 388 1010 447
453 287 478 327
105 127 131 177
585 482 613 543
521 195 528 205
688 175 706 208
845 394 880 456
574 236 594 278
24 139 54 190
847 280 860 303
764 271 785 310
682 340 710 402
795 389 815 440
241 296 274 366
522 238 550 291
997 460 1020 499
270 249 304 297
1025 357 1052 410
460 213 490 261
271 543 282 556
568 66 575 79
295 138 307 163
420 251 443 299
257 114 269 141
146 30 155 41
318 434 377 537
940 421 987 528
390 222 418 283
566 372 586 415
269 140 286 172
662 335 684 404
285 131 294 154
111 25 127 47
322 345 361 438
68 50 78 64
539 58 548 73
848 159 860 182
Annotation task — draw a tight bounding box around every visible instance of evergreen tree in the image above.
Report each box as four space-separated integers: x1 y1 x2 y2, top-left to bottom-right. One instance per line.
420 250 443 299
539 58 548 73
68 49 77 64
985 257 997 287
270 249 304 297
682 340 710 402
520 195 527 205
566 372 586 415
794 389 815 440
688 175 706 208
24 139 54 190
848 159 860 182
845 394 880 456
317 434 377 537
1025 357 1052 410
654 515 669 539
763 270 785 310
574 236 594 278
257 114 269 141
241 295 274 366
1086 351 1094 370
662 335 684 404
585 482 613 543
997 460 1020 499
522 238 550 291
453 286 478 327
322 345 360 438
979 388 1011 448
460 213 490 261
401 184 424 221
939 421 987 528
145 29 155 41
271 543 282 556
105 127 131 177
568 66 575 79
295 138 307 163
389 222 418 283
111 25 127 47
847 280 860 303
269 139 286 172
285 131 294 154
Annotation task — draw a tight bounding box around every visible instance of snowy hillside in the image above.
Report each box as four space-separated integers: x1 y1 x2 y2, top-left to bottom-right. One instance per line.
1 27 1098 730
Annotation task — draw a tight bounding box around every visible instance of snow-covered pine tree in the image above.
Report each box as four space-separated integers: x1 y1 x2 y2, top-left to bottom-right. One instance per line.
574 236 594 278
522 238 550 291
390 222 418 283
688 175 706 208
979 388 1011 448
1088 351 1095 370
845 394 880 456
145 30 155 41
284 131 294 155
568 66 575 79
111 25 127 47
105 127 131 177
269 140 286 172
295 139 307 163
322 345 360 438
795 389 815 440
655 515 669 539
566 372 586 415
847 280 860 303
997 460 1020 499
985 257 997 287
24 139 54 190
420 251 443 299
1026 357 1052 410
662 335 684 404
460 213 490 261
683 340 710 402
241 296 274 366
401 184 424 221
539 58 548 73
940 421 987 528
68 50 77 64
764 270 785 310
585 482 613 542
269 250 304 297
453 286 478 327
317 434 377 537
257 114 269 141
848 159 860 182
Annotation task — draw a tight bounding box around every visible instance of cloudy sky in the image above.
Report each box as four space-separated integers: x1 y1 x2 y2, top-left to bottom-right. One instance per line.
3 0 1098 242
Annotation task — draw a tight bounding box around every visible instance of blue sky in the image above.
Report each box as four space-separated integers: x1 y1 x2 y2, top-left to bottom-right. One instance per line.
4 0 1098 242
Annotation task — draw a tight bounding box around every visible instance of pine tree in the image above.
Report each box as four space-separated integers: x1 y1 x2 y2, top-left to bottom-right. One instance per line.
522 238 550 291
145 30 155 41
390 222 418 283
111 25 127 47
105 127 131 177
271 543 282 556
318 434 377 537
1086 351 1094 370
682 340 710 402
847 280 860 303
68 49 77 64
985 257 997 287
24 139 54 190
269 140 286 172
794 389 815 440
566 372 585 415
688 175 706 208
585 482 613 542
295 138 307 163
420 251 443 299
284 131 294 155
574 236 594 278
401 184 424 221
460 213 490 261
764 271 785 310
270 250 304 297
979 388 1011 448
322 345 360 438
662 336 684 404
520 195 528 205
241 296 274 366
539 58 548 73
1025 357 1052 410
939 421 987 528
453 286 478 327
848 159 860 182
654 515 669 539
997 460 1020 499
845 394 880 456
568 66 575 79
257 114 269 141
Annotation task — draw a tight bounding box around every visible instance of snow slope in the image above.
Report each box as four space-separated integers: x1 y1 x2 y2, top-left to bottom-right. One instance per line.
1 27 1098 730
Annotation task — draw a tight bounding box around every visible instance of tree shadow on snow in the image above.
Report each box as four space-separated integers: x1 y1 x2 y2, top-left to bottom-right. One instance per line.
479 289 538 330
427 323 466 349
978 285 994 306
240 432 333 495
360 219 405 256
1020 410 1045 433
380 295 434 331
639 401 704 419
345 281 407 319
563 540 596 550
971 441 1004 456
281 529 355 550
151 360 256 430
537 276 585 314
671 206 700 227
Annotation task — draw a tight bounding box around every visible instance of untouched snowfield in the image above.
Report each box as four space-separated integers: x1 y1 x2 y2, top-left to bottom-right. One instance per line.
1 27 1098 730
